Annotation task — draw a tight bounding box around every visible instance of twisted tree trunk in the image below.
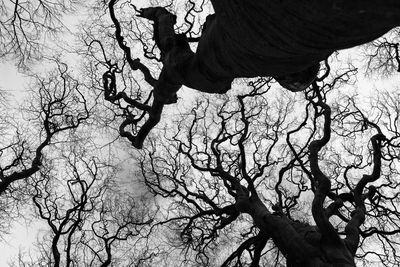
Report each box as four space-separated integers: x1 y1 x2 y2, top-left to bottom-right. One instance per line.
140 1 400 100
120 1 399 148
235 191 356 267
207 0 400 77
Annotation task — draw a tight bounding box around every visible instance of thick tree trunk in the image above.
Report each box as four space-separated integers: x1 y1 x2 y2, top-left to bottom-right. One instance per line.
205 0 400 77
142 1 400 100
130 2 399 147
133 3 394 261
236 195 356 267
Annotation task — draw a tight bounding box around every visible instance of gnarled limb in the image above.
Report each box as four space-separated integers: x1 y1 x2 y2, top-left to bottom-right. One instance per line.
309 83 341 245
345 132 385 255
106 1 400 148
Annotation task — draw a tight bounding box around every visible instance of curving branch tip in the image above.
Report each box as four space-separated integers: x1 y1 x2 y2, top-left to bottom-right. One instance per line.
136 7 175 21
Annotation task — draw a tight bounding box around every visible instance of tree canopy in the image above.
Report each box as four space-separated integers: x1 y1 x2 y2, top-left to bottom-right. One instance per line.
1 1 400 266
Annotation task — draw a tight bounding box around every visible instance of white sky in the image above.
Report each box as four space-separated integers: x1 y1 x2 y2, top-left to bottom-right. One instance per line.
0 221 43 266
0 63 29 105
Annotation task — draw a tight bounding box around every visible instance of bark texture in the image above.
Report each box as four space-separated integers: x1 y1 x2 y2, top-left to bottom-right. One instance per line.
205 0 400 78
236 190 356 267
149 1 400 95
119 2 400 146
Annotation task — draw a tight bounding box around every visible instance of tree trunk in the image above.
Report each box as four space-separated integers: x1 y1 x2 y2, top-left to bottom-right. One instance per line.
236 195 356 267
132 2 400 146
144 1 400 99
203 0 400 78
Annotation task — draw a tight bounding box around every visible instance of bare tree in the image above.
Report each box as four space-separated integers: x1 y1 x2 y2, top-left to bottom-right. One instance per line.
135 63 400 266
0 59 90 195
3 2 400 267
86 0 400 148
9 150 156 267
